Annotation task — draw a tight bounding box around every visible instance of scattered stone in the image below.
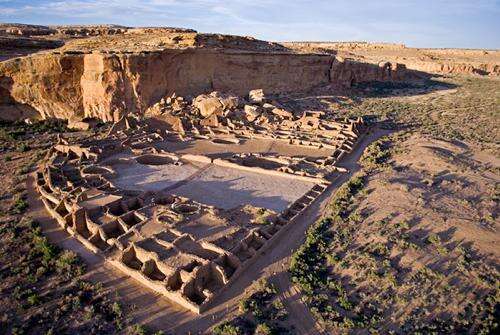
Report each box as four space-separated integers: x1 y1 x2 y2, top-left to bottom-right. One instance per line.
200 113 219 127
248 89 266 104
107 115 138 135
262 102 276 110
218 94 240 111
68 118 99 131
244 105 262 122
270 107 293 120
193 94 224 117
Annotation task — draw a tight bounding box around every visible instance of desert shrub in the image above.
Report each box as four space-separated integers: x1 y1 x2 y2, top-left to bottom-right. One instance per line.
32 232 59 262
128 324 166 335
239 281 277 322
11 197 28 214
213 322 242 335
55 250 83 277
111 301 123 319
17 142 31 152
26 292 41 306
290 173 366 325
255 323 274 335
426 233 441 245
361 138 391 170
366 242 389 257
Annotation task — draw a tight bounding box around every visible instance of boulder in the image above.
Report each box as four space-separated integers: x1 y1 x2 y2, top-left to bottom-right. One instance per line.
107 116 138 136
248 89 265 104
193 94 224 117
219 95 240 110
270 108 293 120
200 113 219 127
262 102 276 110
162 113 185 134
68 120 91 131
244 105 262 122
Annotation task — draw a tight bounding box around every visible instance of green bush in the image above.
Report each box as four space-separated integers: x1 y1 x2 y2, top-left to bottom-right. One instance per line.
361 138 391 170
213 322 242 335
129 324 149 335
11 197 29 213
255 323 274 335
33 234 59 262
55 250 82 276
426 233 441 245
26 292 41 306
17 142 31 152
290 174 367 325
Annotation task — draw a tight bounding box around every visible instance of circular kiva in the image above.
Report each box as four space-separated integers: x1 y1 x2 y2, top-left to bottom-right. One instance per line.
135 154 179 165
171 202 200 215
81 165 116 178
156 210 180 224
154 195 177 206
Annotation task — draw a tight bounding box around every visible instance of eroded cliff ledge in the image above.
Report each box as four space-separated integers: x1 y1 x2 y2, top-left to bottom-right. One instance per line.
0 28 419 122
284 42 500 76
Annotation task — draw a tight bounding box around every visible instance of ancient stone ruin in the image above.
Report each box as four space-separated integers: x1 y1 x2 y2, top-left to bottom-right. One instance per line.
2 27 420 314
34 90 367 313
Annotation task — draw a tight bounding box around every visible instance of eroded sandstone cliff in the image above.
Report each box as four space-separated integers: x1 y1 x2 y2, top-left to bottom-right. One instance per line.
284 42 500 76
1 50 337 121
0 30 416 122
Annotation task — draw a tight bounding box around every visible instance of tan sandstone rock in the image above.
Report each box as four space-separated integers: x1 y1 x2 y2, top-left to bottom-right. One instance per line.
0 46 414 122
244 105 262 122
200 113 219 127
193 94 224 117
248 89 265 104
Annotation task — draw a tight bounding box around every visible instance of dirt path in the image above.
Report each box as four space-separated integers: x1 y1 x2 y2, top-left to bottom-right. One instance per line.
26 127 389 335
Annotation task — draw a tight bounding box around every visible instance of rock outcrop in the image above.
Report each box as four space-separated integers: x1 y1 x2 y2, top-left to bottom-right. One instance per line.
0 41 415 122
0 50 334 121
285 41 500 77
330 57 412 87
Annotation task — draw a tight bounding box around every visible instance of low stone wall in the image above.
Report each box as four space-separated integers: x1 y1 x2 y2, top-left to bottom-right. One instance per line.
212 158 330 184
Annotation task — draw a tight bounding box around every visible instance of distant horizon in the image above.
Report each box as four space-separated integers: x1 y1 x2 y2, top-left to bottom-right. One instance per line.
3 21 499 51
1 1 499 49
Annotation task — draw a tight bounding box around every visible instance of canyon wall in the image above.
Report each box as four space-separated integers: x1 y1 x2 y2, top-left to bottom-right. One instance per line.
0 49 412 121
284 42 500 77
329 57 411 87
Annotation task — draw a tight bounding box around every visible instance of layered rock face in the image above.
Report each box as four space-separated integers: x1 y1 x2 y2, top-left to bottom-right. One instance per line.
285 42 500 76
0 49 413 121
330 58 411 87
0 54 84 121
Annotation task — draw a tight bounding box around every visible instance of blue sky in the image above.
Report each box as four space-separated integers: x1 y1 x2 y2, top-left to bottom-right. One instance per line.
1 0 499 49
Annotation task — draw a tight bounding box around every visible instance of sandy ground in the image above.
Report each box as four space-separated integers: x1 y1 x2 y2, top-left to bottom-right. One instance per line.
301 132 500 333
170 165 316 212
110 157 200 192
110 138 322 212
